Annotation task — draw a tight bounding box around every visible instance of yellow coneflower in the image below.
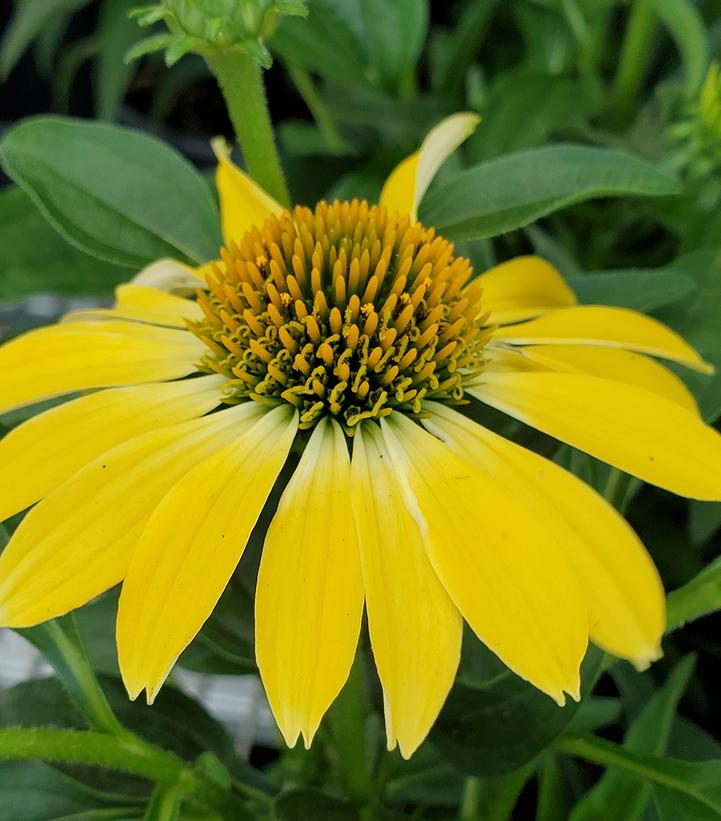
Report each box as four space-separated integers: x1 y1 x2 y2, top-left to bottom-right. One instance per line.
1 113 720 758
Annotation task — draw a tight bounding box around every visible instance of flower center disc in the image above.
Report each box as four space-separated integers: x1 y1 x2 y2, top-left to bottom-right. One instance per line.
193 199 489 432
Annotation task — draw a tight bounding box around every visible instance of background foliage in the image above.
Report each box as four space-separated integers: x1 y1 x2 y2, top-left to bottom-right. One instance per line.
1 0 721 818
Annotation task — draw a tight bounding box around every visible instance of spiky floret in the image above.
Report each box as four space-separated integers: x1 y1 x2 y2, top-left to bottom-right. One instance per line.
192 199 491 432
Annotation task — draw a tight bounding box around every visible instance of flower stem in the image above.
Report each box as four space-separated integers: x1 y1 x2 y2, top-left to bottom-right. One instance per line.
0 727 180 783
327 653 372 806
207 52 290 207
40 617 125 737
459 776 482 821
0 728 248 817
608 0 657 129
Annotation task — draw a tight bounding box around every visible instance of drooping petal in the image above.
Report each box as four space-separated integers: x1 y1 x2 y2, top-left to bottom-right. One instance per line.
379 113 480 221
471 371 721 500
212 137 283 245
381 412 588 705
0 404 264 628
118 404 298 702
256 418 364 748
490 344 699 414
492 305 712 373
425 404 664 669
351 422 461 758
62 284 203 327
0 320 206 414
475 256 577 325
0 374 225 522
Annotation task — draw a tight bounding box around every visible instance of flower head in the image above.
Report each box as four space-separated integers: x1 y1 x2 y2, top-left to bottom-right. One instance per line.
129 0 307 67
1 113 720 758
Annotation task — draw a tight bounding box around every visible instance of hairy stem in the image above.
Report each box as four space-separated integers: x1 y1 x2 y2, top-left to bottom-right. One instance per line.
207 52 290 206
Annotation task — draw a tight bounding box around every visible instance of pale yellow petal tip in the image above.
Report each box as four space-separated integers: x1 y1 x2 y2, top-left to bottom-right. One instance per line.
146 687 160 706
630 644 664 673
700 359 715 376
458 111 481 134
124 681 143 702
211 136 231 163
397 736 425 761
548 678 581 708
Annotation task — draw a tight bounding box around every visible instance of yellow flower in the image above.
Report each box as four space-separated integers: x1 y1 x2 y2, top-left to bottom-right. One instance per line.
1 113 720 759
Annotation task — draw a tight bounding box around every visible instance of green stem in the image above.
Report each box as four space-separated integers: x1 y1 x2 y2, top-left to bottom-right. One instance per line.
287 63 347 155
0 728 181 784
0 728 245 816
555 734 717 811
327 653 372 805
608 0 657 129
459 776 482 821
207 52 290 206
41 617 125 737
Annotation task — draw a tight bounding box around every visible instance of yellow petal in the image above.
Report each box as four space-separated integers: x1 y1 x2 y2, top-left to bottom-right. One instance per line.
212 137 283 245
379 113 480 220
471 371 721 500
493 305 712 373
0 403 264 628
351 422 461 758
513 344 699 415
425 403 664 669
118 404 297 702
475 256 577 325
131 258 205 293
0 320 205 414
62 284 203 327
381 412 588 705
256 418 364 748
0 374 225 522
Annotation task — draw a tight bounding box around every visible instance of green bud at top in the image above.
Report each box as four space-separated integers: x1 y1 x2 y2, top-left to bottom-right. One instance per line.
128 0 307 68
667 62 721 181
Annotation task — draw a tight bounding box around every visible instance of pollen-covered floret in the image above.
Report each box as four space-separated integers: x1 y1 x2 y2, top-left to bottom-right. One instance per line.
192 199 491 431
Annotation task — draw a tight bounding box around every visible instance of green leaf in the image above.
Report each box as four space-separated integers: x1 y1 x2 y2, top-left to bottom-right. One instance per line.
433 0 499 95
274 788 358 821
0 117 221 268
656 249 721 422
567 268 697 312
512 2 576 75
0 186 127 298
0 0 90 79
177 583 256 675
648 0 709 96
468 71 602 162
95 0 141 121
558 735 721 819
430 647 604 777
477 765 535 821
360 0 428 92
271 0 370 89
667 555 721 631
537 754 571 821
419 145 681 241
569 656 695 821
0 760 144 821
689 501 721 546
